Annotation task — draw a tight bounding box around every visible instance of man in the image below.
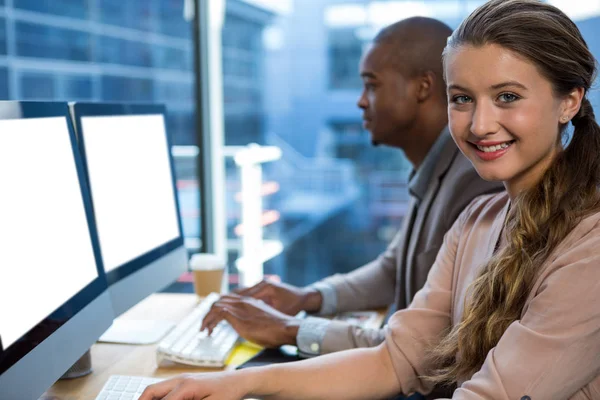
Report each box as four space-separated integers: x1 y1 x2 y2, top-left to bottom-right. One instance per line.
202 17 503 360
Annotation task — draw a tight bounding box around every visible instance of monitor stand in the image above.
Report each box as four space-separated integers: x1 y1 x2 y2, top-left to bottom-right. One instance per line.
60 349 93 379
98 319 175 345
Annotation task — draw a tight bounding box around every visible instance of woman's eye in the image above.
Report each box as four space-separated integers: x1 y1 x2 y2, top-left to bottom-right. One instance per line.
498 93 520 103
452 95 472 104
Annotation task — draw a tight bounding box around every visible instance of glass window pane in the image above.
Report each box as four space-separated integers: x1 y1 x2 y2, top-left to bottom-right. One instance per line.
63 75 93 100
15 22 92 62
97 0 129 27
154 45 193 71
14 0 90 19
100 75 154 102
0 18 6 55
97 36 154 67
20 72 55 99
3 0 200 251
0 67 9 99
158 0 190 38
328 29 364 90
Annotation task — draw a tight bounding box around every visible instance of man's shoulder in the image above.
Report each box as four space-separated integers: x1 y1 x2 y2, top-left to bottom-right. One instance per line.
445 147 479 178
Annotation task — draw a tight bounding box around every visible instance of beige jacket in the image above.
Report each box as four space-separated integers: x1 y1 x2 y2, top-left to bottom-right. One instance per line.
386 192 600 399
319 132 504 353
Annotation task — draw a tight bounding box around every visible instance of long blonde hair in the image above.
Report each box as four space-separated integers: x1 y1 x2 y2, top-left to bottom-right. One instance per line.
427 0 600 385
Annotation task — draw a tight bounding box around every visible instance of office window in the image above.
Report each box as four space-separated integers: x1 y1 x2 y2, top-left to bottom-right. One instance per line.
13 0 90 19
97 0 189 38
15 22 92 62
156 80 194 104
97 1 157 32
216 0 600 287
0 18 6 55
222 8 265 148
0 67 9 99
167 111 195 146
154 45 193 71
222 14 263 52
100 75 154 102
1 0 200 249
224 113 264 146
98 36 153 67
20 71 93 101
97 0 128 28
20 72 55 99
223 84 261 109
63 75 93 100
328 28 364 90
158 0 190 39
220 1 412 286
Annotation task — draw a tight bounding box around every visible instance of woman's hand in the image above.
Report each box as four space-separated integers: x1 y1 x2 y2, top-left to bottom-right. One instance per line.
138 371 252 400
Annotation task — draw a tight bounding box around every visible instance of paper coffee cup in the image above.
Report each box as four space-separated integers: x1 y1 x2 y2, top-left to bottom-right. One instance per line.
189 254 226 297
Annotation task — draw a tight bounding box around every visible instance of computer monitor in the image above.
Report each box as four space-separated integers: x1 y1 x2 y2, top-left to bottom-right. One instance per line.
0 101 114 399
71 103 188 344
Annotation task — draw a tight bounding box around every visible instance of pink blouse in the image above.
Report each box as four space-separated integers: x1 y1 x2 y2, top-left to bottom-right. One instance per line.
385 192 600 399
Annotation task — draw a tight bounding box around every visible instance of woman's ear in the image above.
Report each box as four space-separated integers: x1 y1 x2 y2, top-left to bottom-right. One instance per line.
560 87 585 122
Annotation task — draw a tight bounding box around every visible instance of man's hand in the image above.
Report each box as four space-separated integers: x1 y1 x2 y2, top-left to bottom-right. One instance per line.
235 279 323 315
200 294 301 348
138 371 250 400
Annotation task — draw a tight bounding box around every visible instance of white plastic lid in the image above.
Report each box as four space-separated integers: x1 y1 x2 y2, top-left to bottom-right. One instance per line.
189 253 226 270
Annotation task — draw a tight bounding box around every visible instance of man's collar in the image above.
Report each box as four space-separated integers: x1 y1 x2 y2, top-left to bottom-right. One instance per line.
408 126 452 202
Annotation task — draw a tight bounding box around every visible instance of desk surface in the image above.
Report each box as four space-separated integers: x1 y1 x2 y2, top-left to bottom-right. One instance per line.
42 293 228 400
42 293 387 400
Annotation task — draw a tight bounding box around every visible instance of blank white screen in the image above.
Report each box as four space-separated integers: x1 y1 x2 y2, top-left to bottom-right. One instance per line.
80 114 180 273
0 117 98 350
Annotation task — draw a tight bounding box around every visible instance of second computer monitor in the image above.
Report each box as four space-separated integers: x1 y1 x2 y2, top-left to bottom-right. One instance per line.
71 103 188 317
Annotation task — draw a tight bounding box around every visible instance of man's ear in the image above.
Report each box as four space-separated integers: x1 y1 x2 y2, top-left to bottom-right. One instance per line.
416 71 436 103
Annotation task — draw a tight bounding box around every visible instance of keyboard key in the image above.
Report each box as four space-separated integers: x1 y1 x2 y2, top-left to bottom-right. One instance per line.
95 375 162 400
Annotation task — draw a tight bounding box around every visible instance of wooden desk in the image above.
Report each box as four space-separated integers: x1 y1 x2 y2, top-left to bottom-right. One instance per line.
42 293 388 400
42 293 228 400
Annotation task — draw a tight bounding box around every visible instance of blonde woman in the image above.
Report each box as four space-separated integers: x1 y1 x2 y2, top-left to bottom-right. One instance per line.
140 1 600 398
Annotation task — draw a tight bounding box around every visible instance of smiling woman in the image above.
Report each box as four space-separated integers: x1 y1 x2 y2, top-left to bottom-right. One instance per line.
429 0 600 387
444 43 583 196
138 1 600 398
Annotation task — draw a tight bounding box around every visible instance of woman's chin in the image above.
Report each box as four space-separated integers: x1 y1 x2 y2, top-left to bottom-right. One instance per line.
473 168 509 183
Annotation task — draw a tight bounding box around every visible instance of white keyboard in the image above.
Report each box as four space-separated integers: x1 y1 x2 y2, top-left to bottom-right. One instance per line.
156 292 239 367
94 375 162 400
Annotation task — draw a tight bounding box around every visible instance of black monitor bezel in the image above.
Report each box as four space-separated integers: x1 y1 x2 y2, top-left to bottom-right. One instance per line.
0 101 110 376
71 102 186 288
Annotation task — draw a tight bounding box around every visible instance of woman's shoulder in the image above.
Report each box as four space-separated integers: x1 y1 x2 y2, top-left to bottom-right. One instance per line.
457 191 509 229
561 207 600 250
468 191 508 211
536 206 600 282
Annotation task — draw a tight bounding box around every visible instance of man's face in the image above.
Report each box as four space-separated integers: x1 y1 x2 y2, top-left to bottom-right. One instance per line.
357 43 419 148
